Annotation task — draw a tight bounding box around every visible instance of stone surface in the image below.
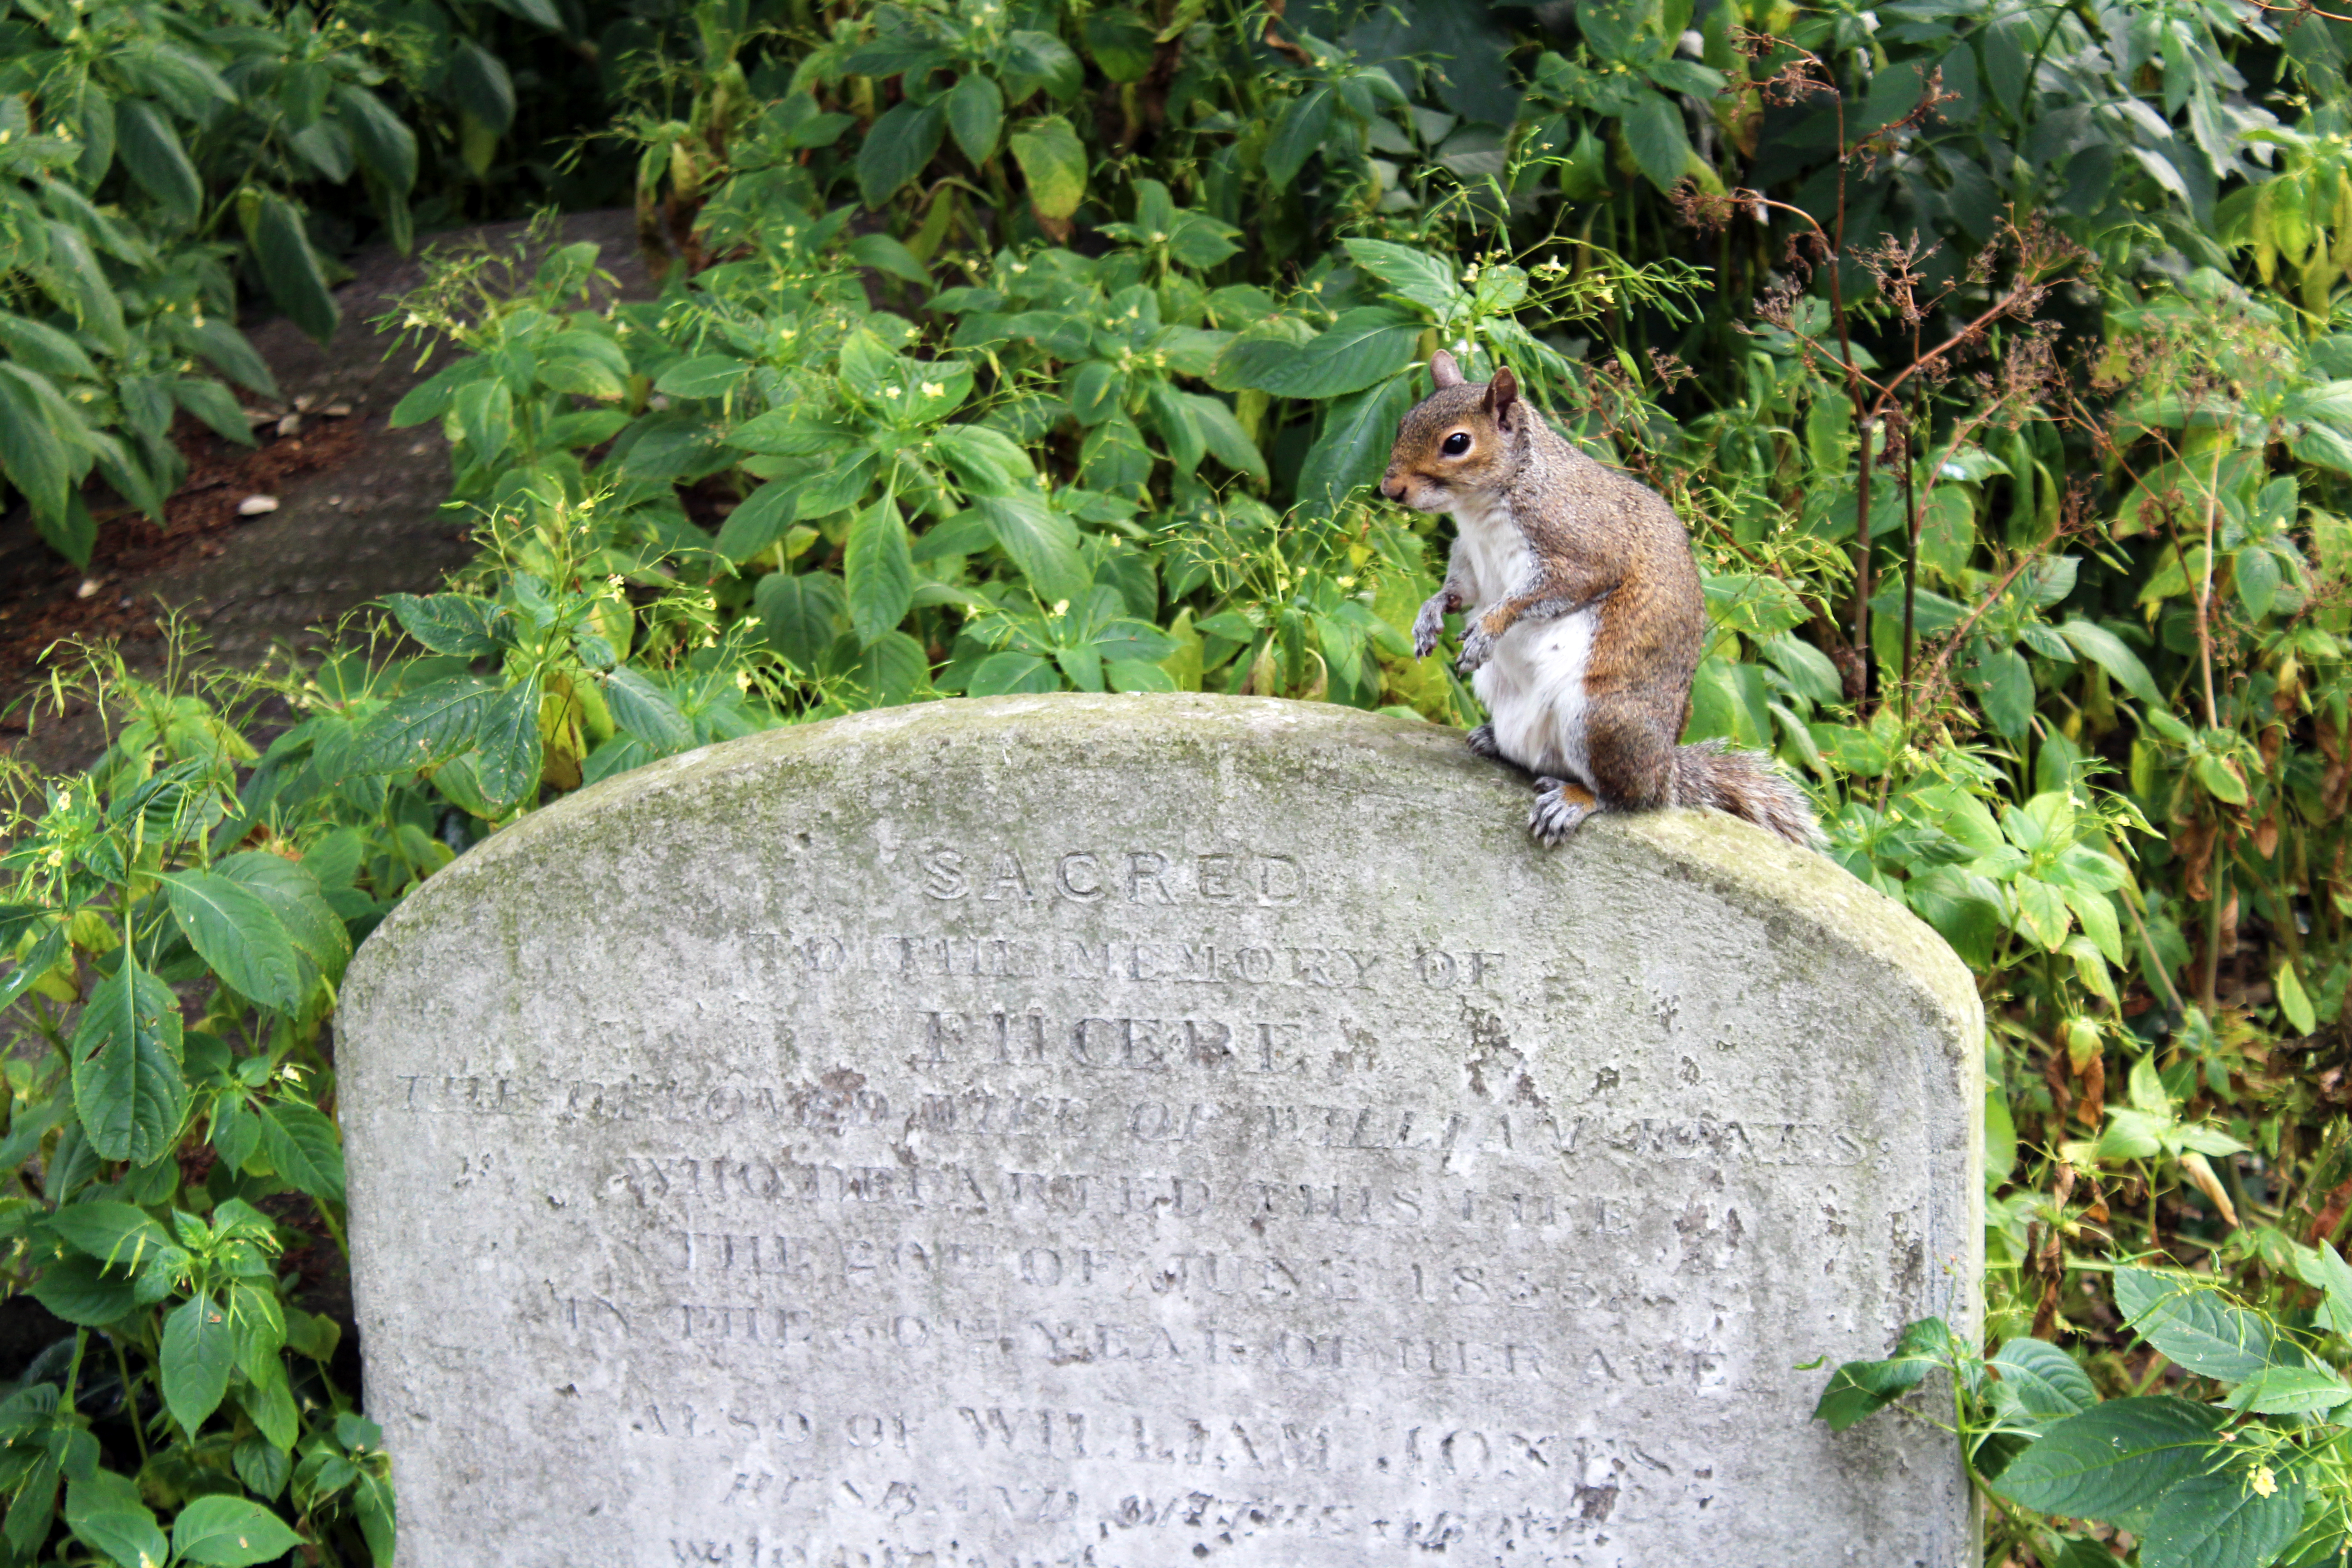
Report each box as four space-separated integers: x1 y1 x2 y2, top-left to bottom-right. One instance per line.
338 694 1982 1568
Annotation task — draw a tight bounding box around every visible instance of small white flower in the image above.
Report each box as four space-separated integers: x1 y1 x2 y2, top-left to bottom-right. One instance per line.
921 381 945 397
883 386 902 398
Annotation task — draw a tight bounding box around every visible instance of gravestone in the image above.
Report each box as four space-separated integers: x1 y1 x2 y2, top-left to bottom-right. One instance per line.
338 693 1981 1568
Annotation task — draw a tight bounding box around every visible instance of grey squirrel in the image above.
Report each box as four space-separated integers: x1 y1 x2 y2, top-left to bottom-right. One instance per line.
1380 351 1819 849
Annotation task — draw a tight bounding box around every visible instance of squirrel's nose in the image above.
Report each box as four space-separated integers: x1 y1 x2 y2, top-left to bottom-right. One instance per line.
1380 477 1406 502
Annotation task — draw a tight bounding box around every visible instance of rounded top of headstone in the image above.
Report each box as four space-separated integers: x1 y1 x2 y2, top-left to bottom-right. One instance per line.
347 692 1977 1039
337 691 1984 1567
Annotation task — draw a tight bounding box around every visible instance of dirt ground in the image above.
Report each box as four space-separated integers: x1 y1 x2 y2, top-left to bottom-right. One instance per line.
0 208 655 780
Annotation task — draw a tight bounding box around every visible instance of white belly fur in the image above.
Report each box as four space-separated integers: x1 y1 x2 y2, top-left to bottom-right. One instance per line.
1446 494 1597 788
1474 607 1598 788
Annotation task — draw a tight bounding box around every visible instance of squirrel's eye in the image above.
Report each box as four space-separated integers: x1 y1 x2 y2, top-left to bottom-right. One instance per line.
1441 432 1472 456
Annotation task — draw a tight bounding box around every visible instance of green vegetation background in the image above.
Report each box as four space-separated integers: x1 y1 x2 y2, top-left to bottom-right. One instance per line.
5 0 2352 1560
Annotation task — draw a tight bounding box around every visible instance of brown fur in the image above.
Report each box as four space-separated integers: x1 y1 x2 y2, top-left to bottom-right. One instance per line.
1382 352 1819 849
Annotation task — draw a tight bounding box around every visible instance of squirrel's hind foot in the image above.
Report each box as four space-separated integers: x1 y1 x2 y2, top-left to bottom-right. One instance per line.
1529 778 1599 845
1465 724 1504 760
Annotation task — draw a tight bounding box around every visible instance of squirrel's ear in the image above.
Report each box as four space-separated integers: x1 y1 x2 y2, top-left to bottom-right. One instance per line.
1485 366 1520 427
1430 350 1465 389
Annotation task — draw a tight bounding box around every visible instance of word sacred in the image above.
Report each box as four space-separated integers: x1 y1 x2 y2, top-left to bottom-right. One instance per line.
918 846 1303 905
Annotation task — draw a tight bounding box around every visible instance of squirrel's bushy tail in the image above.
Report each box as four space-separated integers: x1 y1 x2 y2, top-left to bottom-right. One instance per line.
1669 740 1822 849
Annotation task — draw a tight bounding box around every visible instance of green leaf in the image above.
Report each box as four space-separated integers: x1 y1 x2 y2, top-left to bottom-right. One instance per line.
447 41 516 132
2113 1269 2303 1382
166 871 303 1012
1342 238 1459 311
253 1101 344 1204
384 593 512 656
214 852 348 987
0 370 74 535
470 678 544 808
1009 115 1087 220
2295 1242 2352 1337
653 355 751 399
114 101 201 225
335 85 417 195
755 571 846 670
946 72 1004 164
252 196 338 347
716 481 801 563
2278 963 2318 1036
2222 1364 2352 1415
64 1470 166 1568
1297 375 1414 509
1218 309 1421 398
161 1289 236 1436
348 676 497 774
2195 752 2251 805
48 1201 170 1269
845 497 915 646
1812 1318 1948 1431
29 1253 140 1326
0 313 99 383
858 101 946 208
452 377 514 460
2140 1463 2305 1568
173 1495 304 1567
842 629 929 706
1083 7 1157 82
1990 1338 2096 1423
847 233 931 287
1264 86 1334 191
69 961 186 1166
973 492 1084 598
1186 393 1269 483
1620 92 1694 191
2057 620 2163 706
170 377 255 446
603 669 692 750
45 221 127 355
1990 1396 2227 1518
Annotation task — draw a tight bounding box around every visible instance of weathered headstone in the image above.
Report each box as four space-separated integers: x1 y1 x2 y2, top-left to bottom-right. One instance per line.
339 694 1981 1568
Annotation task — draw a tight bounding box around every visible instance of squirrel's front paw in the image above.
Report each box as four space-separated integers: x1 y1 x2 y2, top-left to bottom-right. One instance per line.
1465 724 1504 760
1456 624 1496 673
1411 595 1449 660
1529 778 1597 846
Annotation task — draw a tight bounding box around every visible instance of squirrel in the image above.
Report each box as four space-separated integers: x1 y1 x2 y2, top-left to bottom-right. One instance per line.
1380 350 1819 850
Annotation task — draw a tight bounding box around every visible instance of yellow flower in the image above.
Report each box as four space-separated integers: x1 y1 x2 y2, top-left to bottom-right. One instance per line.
921 381 945 397
2252 1466 2278 1498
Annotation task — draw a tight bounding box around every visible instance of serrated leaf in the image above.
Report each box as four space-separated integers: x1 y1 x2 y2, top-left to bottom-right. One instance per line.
447 41 516 132
858 101 945 208
253 1100 344 1204
653 355 750 399
1264 86 1333 190
1217 308 1421 398
64 1470 165 1568
115 101 201 225
1342 238 1459 311
29 1253 141 1326
2058 620 2163 706
173 1495 304 1567
946 72 1003 164
2113 1269 2301 1382
1620 92 1693 191
214 852 347 987
1991 1338 2097 1422
1812 1318 1948 1431
602 668 691 751
845 497 915 646
1297 374 1413 510
348 676 496 774
47 1201 170 1269
1990 1396 2227 1518
335 84 416 195
1009 115 1086 220
69 961 186 1166
2140 1463 2305 1568
755 571 845 670
161 1289 236 1436
252 196 337 347
385 592 510 656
